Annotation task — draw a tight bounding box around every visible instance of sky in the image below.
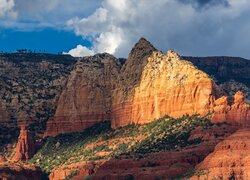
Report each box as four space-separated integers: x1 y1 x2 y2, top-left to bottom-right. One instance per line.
0 0 250 59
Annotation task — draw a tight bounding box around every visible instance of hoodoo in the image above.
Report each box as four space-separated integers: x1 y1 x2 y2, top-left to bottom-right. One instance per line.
212 91 250 124
12 125 35 162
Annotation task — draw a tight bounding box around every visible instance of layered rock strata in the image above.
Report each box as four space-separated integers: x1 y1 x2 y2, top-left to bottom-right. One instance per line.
191 129 250 179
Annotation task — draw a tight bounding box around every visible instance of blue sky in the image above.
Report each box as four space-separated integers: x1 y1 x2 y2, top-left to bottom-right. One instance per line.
0 28 91 53
0 0 250 58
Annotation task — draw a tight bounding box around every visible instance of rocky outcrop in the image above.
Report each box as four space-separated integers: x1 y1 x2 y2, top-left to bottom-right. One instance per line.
111 38 218 128
12 125 35 161
45 38 250 135
46 38 219 134
0 163 44 180
212 91 250 124
191 129 250 179
44 53 121 136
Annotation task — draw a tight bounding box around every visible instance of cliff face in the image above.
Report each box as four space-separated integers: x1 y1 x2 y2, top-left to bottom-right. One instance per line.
44 53 121 136
191 129 250 179
47 38 219 133
45 38 250 136
112 39 218 127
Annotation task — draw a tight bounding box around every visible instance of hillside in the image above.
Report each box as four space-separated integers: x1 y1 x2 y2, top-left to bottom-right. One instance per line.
0 53 76 154
30 114 237 179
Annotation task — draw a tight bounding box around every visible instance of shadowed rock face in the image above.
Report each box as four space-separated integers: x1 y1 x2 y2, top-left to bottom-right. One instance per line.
191 129 250 179
0 163 44 180
183 56 250 87
44 53 121 136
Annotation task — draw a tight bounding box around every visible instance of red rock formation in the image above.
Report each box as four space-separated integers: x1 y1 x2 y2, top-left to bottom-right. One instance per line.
0 154 6 163
212 91 250 124
111 39 219 128
44 53 121 136
191 128 250 179
44 38 250 136
0 163 43 180
12 125 35 161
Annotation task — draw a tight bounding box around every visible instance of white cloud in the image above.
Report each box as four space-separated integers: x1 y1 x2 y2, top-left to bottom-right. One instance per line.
67 0 250 58
64 45 94 57
0 0 17 19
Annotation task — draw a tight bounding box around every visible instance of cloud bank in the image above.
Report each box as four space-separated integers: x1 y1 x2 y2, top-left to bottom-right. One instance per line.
0 0 102 29
0 0 17 19
66 0 250 58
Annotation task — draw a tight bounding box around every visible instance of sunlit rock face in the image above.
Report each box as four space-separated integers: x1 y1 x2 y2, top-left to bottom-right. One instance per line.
111 38 218 128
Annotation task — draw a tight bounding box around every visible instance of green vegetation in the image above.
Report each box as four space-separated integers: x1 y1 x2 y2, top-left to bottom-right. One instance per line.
29 114 213 173
0 126 19 156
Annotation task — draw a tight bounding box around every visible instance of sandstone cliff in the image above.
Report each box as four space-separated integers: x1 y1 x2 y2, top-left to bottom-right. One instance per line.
112 38 218 128
44 53 121 136
45 37 250 136
191 128 250 179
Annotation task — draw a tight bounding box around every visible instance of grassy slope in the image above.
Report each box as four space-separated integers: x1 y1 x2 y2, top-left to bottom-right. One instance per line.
29 114 213 174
